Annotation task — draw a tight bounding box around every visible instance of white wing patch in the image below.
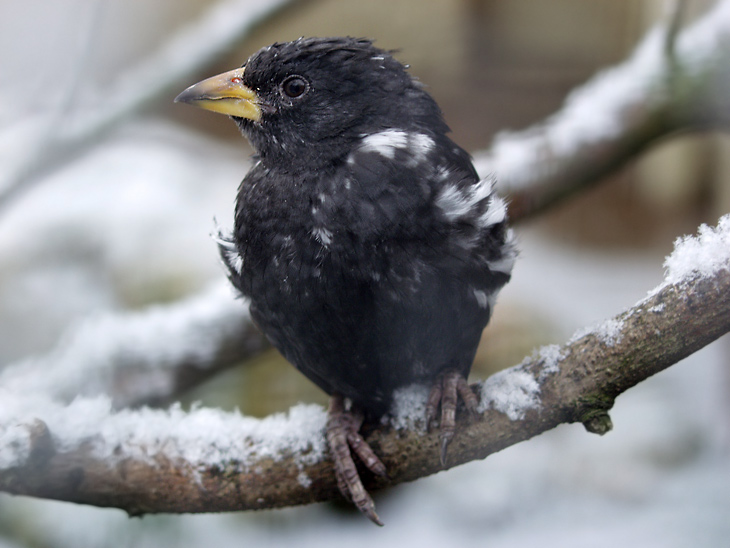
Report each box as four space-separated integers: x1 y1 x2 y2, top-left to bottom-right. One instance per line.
436 184 478 220
353 129 435 164
407 133 437 163
479 195 507 227
436 176 507 230
359 130 407 159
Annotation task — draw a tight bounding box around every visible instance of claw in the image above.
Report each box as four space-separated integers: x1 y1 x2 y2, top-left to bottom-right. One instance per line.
439 434 451 466
326 395 385 526
427 370 479 466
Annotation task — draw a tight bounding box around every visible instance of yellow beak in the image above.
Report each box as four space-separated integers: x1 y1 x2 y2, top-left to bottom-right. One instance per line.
174 67 261 121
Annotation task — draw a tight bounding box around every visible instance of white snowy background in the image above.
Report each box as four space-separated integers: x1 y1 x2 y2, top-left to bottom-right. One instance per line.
1 0 729 546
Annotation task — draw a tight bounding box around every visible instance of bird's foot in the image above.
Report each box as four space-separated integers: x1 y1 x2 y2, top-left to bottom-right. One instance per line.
425 370 479 466
326 395 387 526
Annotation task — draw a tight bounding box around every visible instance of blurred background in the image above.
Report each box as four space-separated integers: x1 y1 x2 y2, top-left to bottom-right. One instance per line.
1 0 729 546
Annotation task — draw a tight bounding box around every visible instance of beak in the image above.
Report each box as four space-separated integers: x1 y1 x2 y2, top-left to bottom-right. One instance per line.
174 67 261 121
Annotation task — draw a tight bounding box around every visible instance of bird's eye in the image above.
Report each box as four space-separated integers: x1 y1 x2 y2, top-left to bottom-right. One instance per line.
281 76 309 99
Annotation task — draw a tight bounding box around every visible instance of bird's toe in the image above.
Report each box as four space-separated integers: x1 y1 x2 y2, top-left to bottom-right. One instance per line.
427 370 480 466
326 395 385 526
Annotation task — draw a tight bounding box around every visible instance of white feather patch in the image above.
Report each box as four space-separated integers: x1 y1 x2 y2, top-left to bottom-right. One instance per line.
472 288 490 309
212 225 243 276
360 130 408 158
487 254 516 275
312 226 333 246
225 248 244 276
436 178 495 222
356 130 435 162
408 133 436 163
478 195 507 228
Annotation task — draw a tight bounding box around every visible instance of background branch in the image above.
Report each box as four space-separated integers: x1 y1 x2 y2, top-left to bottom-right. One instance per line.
2 217 728 514
0 282 268 408
473 0 730 222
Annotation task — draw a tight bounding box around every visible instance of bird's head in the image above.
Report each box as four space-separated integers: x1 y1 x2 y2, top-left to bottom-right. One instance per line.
175 37 448 171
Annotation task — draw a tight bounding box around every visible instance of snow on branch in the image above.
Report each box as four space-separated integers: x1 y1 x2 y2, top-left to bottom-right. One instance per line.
2 215 728 515
474 0 730 221
0 281 268 408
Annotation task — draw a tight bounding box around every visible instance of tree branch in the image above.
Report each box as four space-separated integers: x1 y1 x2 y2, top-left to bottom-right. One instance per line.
0 282 268 408
2 216 728 515
474 0 730 222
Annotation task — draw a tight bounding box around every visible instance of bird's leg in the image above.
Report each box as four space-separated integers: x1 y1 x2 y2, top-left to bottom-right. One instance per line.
425 370 479 465
326 394 387 526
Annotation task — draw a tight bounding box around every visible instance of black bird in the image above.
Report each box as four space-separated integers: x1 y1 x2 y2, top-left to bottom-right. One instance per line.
175 37 516 525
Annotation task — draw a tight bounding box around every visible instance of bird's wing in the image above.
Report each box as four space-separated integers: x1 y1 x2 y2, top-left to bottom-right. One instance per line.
323 129 516 276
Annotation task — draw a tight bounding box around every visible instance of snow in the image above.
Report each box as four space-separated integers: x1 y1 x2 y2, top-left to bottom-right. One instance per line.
675 0 730 72
388 383 430 431
536 344 564 378
478 367 541 420
0 281 253 404
297 471 313 488
660 214 730 288
0 0 298 199
474 0 730 192
0 121 245 365
563 214 729 348
0 393 327 472
474 23 666 191
0 423 31 471
570 317 625 347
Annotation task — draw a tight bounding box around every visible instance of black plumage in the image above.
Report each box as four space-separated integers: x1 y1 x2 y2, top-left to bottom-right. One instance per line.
176 37 516 524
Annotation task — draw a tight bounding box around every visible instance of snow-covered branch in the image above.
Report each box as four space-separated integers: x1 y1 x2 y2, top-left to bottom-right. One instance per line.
2 215 728 516
0 282 268 408
474 0 730 221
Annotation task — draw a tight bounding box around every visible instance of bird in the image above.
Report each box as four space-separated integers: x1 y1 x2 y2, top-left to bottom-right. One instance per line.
175 36 516 525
